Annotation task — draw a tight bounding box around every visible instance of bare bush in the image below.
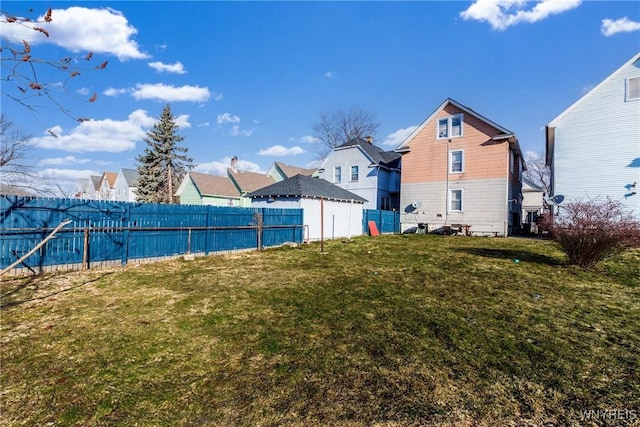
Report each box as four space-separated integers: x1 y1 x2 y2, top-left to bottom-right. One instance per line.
544 198 640 268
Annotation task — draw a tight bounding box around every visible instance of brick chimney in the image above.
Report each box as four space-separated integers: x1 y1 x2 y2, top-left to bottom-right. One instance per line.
230 156 238 172
365 135 373 144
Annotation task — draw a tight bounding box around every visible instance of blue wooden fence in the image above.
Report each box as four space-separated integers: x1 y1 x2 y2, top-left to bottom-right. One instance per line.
362 209 400 234
0 196 304 274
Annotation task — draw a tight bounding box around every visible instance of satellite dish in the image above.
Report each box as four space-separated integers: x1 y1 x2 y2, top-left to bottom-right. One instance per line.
545 194 565 205
411 201 422 209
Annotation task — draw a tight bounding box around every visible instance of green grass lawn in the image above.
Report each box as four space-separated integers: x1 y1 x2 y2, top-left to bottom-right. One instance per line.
1 235 639 426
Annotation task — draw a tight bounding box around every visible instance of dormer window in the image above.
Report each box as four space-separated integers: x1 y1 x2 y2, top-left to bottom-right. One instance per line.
437 114 463 139
627 76 640 101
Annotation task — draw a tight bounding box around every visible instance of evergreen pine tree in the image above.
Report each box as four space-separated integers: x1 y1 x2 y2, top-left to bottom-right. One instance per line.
135 104 193 203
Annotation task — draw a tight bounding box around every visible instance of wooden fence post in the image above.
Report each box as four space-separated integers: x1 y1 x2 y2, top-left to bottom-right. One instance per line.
83 227 89 270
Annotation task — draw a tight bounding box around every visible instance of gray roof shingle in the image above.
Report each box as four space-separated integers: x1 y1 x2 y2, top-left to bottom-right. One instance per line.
337 138 401 168
247 174 367 203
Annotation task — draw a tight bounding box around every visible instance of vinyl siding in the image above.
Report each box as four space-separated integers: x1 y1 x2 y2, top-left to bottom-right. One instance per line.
551 57 640 216
401 178 509 235
402 104 509 184
179 179 204 205
251 197 363 240
317 146 378 209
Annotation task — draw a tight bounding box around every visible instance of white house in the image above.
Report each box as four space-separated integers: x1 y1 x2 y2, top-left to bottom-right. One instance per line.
522 177 544 230
113 168 139 202
247 174 367 241
315 137 401 211
546 52 640 218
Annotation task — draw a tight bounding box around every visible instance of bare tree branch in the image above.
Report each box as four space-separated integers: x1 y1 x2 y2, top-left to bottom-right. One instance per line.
313 107 380 160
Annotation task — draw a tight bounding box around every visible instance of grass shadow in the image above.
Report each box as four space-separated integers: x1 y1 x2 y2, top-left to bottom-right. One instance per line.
454 247 564 266
0 272 112 310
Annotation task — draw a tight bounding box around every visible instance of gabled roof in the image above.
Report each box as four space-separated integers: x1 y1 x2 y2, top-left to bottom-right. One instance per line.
90 175 102 191
101 171 118 188
272 161 317 178
522 177 543 192
185 172 240 197
247 174 367 203
395 98 517 152
227 168 275 193
336 138 401 168
120 168 139 187
549 52 640 127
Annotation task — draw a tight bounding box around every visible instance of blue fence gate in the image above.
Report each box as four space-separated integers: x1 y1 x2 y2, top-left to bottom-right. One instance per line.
0 196 304 274
362 209 400 235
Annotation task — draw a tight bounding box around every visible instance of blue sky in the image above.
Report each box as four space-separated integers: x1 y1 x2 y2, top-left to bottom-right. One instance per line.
2 1 639 194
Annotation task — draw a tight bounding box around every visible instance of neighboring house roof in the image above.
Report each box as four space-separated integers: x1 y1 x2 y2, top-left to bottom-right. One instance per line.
183 172 241 197
545 52 640 166
549 52 640 127
522 177 543 192
396 98 523 159
228 168 276 193
121 168 139 187
336 138 401 168
90 175 102 191
102 171 118 188
248 174 367 203
272 161 317 178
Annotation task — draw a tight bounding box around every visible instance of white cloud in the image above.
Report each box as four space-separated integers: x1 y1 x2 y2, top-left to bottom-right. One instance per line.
195 157 262 175
601 17 640 36
197 121 211 128
460 0 581 31
258 145 305 156
213 92 224 101
40 168 100 181
0 7 147 60
131 83 210 102
230 126 253 137
38 156 92 166
29 109 187 153
325 71 333 78
382 125 419 146
148 61 187 74
217 113 240 124
104 87 128 97
301 135 320 144
175 114 191 129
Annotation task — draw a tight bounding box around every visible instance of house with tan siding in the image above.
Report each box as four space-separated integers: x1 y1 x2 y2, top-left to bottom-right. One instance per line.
546 52 640 218
267 161 316 182
396 98 524 236
176 172 242 206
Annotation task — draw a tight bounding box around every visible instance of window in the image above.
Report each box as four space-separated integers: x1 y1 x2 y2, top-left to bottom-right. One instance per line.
334 166 342 183
351 165 359 182
381 196 391 211
450 150 463 173
627 76 640 101
437 114 463 139
449 189 463 212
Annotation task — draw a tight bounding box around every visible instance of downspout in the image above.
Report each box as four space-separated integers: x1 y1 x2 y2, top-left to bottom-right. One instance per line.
445 139 451 225
504 145 510 237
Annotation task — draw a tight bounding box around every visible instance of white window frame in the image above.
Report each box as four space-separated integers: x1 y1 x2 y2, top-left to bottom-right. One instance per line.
450 150 464 173
436 113 463 139
350 165 359 182
449 189 463 212
334 166 342 183
627 76 640 101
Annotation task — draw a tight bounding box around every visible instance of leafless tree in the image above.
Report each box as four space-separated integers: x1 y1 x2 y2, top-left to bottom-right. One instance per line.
523 151 552 211
0 114 38 193
313 107 380 160
1 7 107 123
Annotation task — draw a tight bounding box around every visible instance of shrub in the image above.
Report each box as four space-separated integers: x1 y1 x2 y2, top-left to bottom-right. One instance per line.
544 198 640 268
